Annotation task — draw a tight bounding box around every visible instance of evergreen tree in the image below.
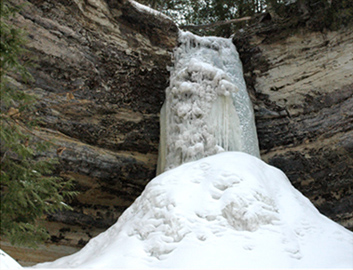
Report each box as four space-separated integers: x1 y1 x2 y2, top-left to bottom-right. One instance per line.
0 0 76 247
136 0 353 35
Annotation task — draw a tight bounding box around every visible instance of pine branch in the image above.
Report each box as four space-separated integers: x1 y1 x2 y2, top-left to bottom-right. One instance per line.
0 114 68 161
181 16 252 30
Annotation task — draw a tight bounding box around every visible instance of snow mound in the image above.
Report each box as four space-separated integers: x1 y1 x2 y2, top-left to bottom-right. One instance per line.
0 249 22 269
34 152 353 269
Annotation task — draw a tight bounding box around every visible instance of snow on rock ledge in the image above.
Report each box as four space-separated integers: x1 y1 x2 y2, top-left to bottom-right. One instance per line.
33 152 353 269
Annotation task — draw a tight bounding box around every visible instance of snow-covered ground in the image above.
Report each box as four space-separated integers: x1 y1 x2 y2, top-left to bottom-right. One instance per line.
28 152 353 269
0 249 23 269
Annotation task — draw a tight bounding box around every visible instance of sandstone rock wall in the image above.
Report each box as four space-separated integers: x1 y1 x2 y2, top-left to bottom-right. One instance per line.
234 24 353 232
2 0 177 265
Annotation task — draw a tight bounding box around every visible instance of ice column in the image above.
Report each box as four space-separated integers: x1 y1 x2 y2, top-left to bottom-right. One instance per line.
157 31 260 174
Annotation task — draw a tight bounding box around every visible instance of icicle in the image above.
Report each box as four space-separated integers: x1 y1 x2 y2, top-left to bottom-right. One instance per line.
157 31 260 174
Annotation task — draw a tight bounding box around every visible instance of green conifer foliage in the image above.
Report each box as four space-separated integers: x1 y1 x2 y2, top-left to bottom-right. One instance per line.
137 0 352 35
0 0 77 247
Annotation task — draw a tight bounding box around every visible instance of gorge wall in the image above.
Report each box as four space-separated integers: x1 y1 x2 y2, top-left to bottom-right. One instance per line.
1 0 352 266
2 0 178 265
233 22 353 232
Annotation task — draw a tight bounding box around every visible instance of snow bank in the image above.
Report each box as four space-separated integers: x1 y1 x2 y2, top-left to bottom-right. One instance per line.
0 249 22 269
33 152 353 269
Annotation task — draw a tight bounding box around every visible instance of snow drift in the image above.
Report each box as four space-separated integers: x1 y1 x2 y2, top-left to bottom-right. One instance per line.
0 250 23 269
33 152 353 269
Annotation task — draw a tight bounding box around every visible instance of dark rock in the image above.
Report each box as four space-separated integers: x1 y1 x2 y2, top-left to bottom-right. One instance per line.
234 22 353 231
3 0 177 264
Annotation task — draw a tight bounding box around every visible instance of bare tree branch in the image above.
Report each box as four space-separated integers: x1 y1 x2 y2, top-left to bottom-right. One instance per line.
180 16 252 30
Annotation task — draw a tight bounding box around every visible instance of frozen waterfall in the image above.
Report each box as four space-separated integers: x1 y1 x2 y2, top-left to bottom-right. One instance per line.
158 31 260 174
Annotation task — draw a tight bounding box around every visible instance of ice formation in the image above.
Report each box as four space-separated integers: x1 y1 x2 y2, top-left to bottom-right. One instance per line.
33 152 353 269
157 31 260 174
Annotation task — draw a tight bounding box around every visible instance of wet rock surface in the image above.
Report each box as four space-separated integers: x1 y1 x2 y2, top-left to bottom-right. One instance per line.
233 23 353 232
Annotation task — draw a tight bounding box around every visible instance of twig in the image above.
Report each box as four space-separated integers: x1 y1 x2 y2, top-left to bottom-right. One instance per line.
1 150 9 164
181 16 252 30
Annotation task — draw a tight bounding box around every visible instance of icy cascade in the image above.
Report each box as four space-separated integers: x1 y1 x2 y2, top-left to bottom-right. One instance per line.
158 31 260 174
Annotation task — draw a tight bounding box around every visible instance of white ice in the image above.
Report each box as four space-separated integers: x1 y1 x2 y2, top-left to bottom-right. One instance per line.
32 152 353 269
157 31 260 174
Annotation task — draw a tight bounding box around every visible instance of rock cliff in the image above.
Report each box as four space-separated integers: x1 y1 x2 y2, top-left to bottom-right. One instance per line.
233 22 353 232
1 0 352 266
2 0 178 265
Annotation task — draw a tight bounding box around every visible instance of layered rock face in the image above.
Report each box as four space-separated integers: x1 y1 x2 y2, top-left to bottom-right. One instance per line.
2 0 177 265
234 24 353 232
2 0 352 266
